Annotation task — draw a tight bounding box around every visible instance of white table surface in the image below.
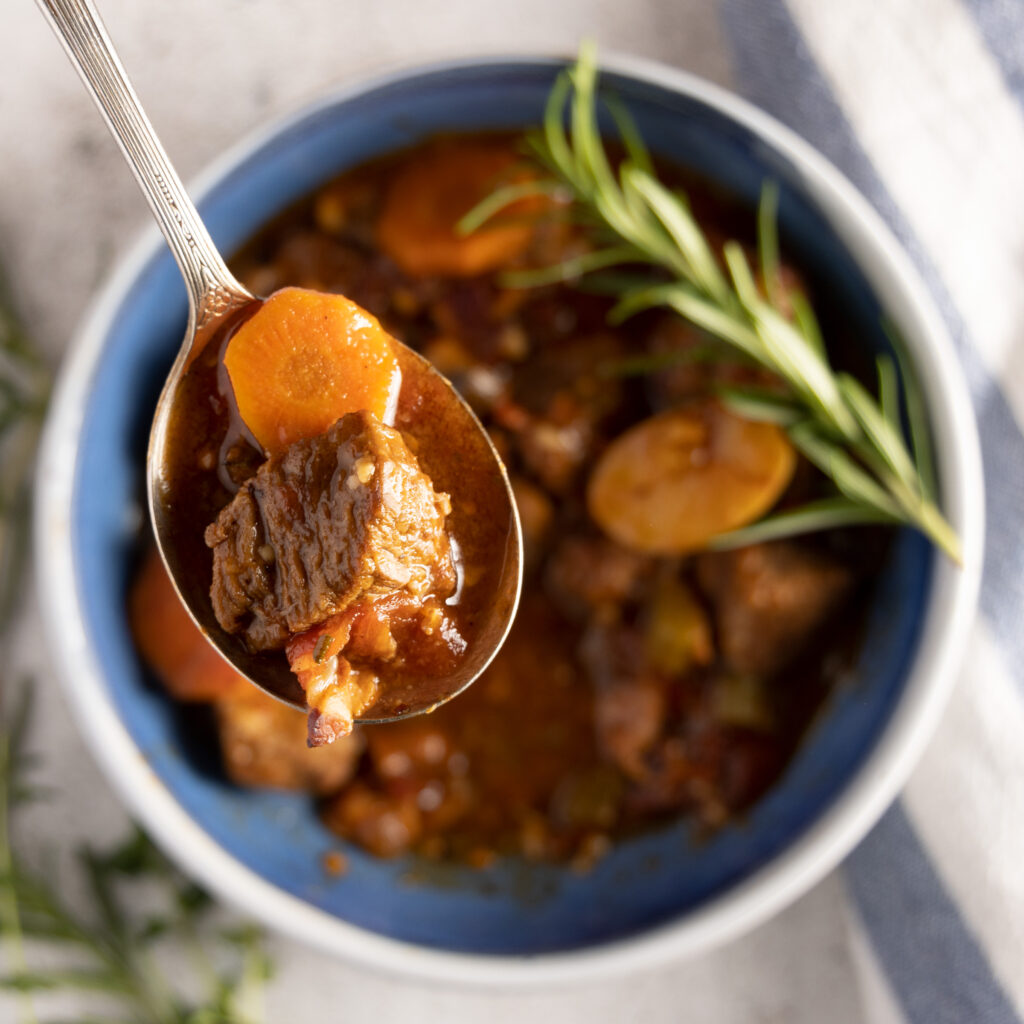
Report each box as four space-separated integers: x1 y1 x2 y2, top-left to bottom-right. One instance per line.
0 2 864 1020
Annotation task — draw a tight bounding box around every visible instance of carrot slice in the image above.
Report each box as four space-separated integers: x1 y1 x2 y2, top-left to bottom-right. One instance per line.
587 401 797 554
129 547 247 702
376 140 538 277
223 287 402 456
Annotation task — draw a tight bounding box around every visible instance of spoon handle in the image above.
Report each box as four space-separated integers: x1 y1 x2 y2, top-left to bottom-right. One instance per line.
35 0 252 327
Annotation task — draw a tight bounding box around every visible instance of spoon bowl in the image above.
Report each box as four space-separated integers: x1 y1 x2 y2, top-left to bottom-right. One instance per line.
38 0 522 720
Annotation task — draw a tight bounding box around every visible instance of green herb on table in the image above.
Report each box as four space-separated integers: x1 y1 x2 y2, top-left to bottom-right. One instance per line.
0 268 50 630
0 278 272 1024
460 42 960 563
0 686 272 1024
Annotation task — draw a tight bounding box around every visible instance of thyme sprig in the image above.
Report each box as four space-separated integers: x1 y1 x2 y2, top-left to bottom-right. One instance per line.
461 43 960 562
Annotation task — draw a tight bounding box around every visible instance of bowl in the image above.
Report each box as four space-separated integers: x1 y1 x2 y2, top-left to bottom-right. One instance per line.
34 53 983 986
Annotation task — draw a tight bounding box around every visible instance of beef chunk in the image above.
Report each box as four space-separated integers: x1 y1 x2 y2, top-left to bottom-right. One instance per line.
545 535 650 621
205 410 455 651
581 621 667 780
696 542 854 678
496 333 626 495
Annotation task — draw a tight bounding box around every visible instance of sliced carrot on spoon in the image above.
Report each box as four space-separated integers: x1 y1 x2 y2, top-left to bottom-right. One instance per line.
222 287 402 455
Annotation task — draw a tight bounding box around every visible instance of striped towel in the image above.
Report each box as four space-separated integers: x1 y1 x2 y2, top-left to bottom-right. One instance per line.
720 1 1024 1021
6 2 1021 1020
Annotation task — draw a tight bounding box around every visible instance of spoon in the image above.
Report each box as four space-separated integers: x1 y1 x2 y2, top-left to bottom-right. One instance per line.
37 0 523 722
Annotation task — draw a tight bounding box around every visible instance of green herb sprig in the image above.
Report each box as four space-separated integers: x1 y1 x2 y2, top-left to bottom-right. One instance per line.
0 686 272 1024
461 43 960 562
0 269 50 628
0 275 271 1023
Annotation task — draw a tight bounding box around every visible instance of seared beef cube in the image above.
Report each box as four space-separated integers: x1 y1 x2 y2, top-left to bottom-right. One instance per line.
696 542 854 678
516 405 593 494
215 687 363 794
545 535 650 621
593 678 666 780
205 410 455 651
581 620 667 779
502 333 626 494
622 738 698 817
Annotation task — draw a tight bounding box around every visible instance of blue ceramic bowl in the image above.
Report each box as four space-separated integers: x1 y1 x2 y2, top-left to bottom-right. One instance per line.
36 55 982 985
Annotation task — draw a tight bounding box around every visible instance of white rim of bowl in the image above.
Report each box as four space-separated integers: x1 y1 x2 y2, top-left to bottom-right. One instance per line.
35 51 984 989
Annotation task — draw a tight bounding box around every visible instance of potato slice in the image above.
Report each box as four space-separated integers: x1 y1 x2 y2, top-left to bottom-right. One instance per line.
587 401 796 554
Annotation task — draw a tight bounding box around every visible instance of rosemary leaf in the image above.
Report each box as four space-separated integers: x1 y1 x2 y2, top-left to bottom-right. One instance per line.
0 969 134 994
455 179 563 236
602 94 654 176
789 423 903 518
614 282 763 359
876 354 901 428
599 344 730 379
0 682 270 1023
838 372 918 488
789 290 826 359
709 497 899 549
626 168 730 301
569 44 618 201
502 245 645 288
757 182 782 308
716 385 804 426
542 72 579 190
885 319 938 503
464 44 960 559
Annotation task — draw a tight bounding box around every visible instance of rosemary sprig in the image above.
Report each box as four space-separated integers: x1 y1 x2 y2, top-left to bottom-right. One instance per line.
461 43 960 562
0 685 271 1024
0 271 271 1022
0 266 50 631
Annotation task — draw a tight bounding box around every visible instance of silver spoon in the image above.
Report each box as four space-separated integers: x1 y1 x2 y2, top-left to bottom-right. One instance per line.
37 0 523 723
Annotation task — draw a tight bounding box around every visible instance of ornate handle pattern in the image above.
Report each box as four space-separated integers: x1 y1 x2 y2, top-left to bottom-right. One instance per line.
36 0 253 327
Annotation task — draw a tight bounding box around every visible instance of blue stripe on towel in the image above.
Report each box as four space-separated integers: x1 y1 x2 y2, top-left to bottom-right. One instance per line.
719 2 1023 1020
846 802 1022 1024
719 0 1024 687
962 0 1024 109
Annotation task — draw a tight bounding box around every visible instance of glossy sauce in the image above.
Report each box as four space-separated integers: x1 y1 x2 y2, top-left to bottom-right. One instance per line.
157 298 519 720
134 133 889 867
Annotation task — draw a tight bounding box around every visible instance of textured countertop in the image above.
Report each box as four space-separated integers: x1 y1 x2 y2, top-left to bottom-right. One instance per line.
0 2 864 1020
